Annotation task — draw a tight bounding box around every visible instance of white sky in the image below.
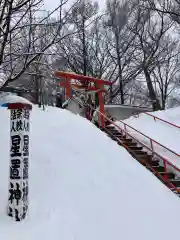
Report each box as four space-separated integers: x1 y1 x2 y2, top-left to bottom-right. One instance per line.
43 0 106 12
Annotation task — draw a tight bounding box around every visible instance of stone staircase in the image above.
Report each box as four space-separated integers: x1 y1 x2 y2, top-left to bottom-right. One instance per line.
101 124 180 196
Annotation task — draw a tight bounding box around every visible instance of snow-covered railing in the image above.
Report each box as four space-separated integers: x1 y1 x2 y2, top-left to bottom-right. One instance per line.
104 118 180 191
143 112 180 130
115 118 180 159
105 126 180 192
71 96 180 194
96 111 180 193
100 116 180 192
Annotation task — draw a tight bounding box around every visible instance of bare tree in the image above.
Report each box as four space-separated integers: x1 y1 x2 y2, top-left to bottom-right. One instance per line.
0 0 78 90
131 0 173 110
63 0 99 77
105 0 142 104
151 38 180 109
146 0 180 23
55 16 114 78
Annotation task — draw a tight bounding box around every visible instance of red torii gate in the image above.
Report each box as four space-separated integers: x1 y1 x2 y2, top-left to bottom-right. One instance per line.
54 71 111 128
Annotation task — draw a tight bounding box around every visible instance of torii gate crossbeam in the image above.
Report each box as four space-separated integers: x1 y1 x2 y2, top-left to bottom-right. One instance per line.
54 71 111 128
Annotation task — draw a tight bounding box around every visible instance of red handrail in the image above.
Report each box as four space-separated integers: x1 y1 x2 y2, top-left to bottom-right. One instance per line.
102 116 180 169
93 107 180 174
72 96 180 164
144 112 180 130
71 96 180 193
104 126 180 192
102 116 180 193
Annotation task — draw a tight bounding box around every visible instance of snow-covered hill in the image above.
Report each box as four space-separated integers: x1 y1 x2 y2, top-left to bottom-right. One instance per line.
0 104 180 240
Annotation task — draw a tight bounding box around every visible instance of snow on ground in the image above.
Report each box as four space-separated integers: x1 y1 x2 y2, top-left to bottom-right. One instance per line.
115 107 180 169
1 104 180 240
153 106 180 126
0 93 31 106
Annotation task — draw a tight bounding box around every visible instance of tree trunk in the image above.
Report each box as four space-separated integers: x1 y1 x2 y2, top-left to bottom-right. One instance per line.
108 85 114 104
82 15 87 77
115 32 124 104
35 76 40 105
118 67 124 104
144 67 161 111
117 57 124 104
161 95 166 110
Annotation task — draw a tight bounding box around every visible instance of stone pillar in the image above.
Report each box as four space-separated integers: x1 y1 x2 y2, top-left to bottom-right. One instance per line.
7 103 32 221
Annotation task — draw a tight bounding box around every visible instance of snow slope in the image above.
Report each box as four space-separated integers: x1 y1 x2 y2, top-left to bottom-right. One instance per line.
116 107 180 169
1 105 180 240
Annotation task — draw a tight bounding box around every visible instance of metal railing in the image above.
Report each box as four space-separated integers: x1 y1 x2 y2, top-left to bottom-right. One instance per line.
71 96 180 194
101 114 180 193
103 124 180 193
143 112 180 130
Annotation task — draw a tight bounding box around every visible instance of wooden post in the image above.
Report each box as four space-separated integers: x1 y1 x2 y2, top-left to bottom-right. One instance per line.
98 86 105 128
7 103 32 221
65 78 71 100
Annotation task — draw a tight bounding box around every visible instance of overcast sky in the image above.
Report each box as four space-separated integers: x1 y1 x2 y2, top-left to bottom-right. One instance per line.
43 0 106 12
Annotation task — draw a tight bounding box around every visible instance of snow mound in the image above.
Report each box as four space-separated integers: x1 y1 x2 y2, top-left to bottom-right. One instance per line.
0 105 180 240
0 93 31 106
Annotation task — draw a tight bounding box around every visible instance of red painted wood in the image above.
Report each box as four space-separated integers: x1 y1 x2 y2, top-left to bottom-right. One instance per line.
8 103 32 110
98 90 105 128
65 78 71 100
55 71 111 85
